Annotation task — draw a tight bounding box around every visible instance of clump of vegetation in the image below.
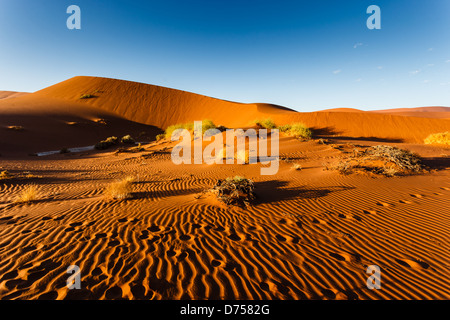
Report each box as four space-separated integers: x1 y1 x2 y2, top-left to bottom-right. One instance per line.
16 185 39 203
79 94 95 99
277 122 312 140
156 134 165 142
104 178 133 200
291 163 302 170
121 135 135 144
277 124 292 133
205 176 256 206
254 118 276 129
326 145 424 177
424 132 450 146
164 119 217 139
94 118 107 125
288 123 312 140
366 145 423 172
95 136 119 150
0 170 11 180
7 125 24 131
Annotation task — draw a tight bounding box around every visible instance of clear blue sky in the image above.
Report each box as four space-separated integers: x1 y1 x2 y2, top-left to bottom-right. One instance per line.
0 0 449 111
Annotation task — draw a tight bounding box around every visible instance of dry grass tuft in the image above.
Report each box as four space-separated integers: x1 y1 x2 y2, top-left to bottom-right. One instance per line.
424 132 450 146
204 176 256 206
7 125 24 131
291 163 302 170
104 178 133 200
16 185 39 203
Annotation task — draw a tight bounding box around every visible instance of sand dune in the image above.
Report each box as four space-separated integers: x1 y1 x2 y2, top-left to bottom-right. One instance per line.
32 76 449 144
0 76 449 300
0 91 28 100
0 93 160 156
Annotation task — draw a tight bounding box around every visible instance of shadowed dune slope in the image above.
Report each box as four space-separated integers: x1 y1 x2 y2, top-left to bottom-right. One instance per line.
0 94 159 156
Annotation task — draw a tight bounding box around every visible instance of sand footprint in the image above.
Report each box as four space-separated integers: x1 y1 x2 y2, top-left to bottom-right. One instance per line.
362 210 377 215
399 200 412 204
410 194 424 199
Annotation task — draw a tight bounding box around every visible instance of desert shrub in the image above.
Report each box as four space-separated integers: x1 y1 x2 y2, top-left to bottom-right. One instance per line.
205 176 255 206
365 145 422 172
80 94 95 99
424 132 450 146
291 163 302 170
326 145 424 176
121 135 135 144
16 185 39 203
94 118 107 125
7 125 24 131
277 124 292 133
104 178 133 200
289 123 312 140
164 119 216 139
95 136 119 150
254 119 276 129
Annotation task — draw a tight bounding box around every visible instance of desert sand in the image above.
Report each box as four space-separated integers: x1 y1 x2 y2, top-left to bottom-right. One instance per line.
0 76 449 300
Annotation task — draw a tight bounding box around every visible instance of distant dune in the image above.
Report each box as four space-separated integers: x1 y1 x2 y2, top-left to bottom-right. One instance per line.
0 91 28 100
1 76 449 156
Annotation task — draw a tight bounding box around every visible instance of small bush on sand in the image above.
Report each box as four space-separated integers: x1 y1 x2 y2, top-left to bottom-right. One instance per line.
121 135 135 144
205 176 255 206
164 119 216 139
424 132 450 146
254 119 276 129
95 136 119 150
277 123 312 140
326 145 424 177
366 145 422 172
104 178 133 200
277 124 292 133
288 123 312 140
291 163 302 170
16 185 39 203
7 125 24 131
80 94 95 99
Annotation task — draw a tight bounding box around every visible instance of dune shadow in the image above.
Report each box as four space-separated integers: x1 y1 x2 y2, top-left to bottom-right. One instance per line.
310 126 404 143
254 180 354 204
421 157 450 170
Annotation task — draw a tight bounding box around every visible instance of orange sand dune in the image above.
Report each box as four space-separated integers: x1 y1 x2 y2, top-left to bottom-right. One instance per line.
0 91 28 100
371 107 450 119
0 76 449 301
33 76 450 144
0 94 159 156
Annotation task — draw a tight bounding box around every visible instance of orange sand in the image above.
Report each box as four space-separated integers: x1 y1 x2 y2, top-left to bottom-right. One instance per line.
0 77 449 300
